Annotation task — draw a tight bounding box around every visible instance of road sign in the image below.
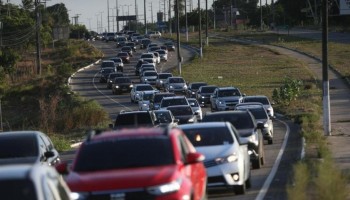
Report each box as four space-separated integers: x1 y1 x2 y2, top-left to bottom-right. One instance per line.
117 15 137 21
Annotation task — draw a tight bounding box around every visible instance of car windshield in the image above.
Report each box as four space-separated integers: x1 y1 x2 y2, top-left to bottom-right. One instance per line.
161 98 188 107
115 78 131 83
141 54 153 58
167 106 193 116
101 62 115 68
0 135 38 158
218 89 241 97
237 107 268 120
144 71 157 76
0 179 37 200
158 74 172 79
244 97 269 105
154 111 172 123
182 127 234 147
154 94 175 103
110 58 122 63
136 85 154 91
191 83 207 90
74 137 174 172
156 50 166 55
117 52 128 56
169 78 185 83
109 73 123 79
100 68 115 74
200 86 217 93
202 113 254 129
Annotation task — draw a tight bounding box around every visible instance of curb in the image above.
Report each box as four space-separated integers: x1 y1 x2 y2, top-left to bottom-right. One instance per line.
67 59 101 86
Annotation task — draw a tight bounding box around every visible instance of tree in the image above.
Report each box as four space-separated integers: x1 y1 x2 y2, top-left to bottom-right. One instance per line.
0 48 20 75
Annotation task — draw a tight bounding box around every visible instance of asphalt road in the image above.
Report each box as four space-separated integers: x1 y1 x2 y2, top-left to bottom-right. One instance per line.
65 39 301 200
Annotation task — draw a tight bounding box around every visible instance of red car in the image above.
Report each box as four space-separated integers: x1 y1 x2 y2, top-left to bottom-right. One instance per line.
57 127 207 200
116 52 130 63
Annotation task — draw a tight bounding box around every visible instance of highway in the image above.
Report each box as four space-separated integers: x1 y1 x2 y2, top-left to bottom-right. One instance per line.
66 39 302 200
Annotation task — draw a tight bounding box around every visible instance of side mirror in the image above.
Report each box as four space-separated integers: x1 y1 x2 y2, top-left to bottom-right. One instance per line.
186 152 205 164
257 122 265 129
44 151 55 158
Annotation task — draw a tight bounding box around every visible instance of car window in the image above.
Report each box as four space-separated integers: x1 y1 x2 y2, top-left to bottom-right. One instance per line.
115 113 153 126
200 86 217 93
74 138 174 172
0 179 37 200
169 78 184 83
237 107 268 120
101 62 115 68
144 71 157 76
244 97 269 105
182 127 234 146
218 89 241 97
167 107 193 116
161 98 187 107
136 85 153 91
154 111 172 123
142 93 153 100
0 135 38 158
202 113 254 129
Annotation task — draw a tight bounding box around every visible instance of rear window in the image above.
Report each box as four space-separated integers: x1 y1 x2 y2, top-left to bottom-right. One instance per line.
0 135 38 158
136 85 154 91
101 62 115 68
202 113 254 129
158 74 172 79
74 137 174 172
236 107 268 120
161 98 188 107
169 78 185 83
167 106 193 116
218 89 241 97
200 86 217 93
182 127 234 147
244 97 269 105
141 54 153 59
0 179 37 200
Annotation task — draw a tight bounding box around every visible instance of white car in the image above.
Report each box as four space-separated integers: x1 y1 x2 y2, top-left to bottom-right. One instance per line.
155 49 168 61
148 31 161 38
151 51 161 64
180 122 251 195
155 73 173 90
138 91 158 111
130 84 158 103
141 71 158 85
164 76 188 94
187 98 203 121
243 95 275 118
140 53 157 64
0 164 72 200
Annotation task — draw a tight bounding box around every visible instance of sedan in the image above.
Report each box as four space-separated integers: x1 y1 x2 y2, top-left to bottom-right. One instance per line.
0 131 60 166
121 46 133 57
116 52 130 63
155 49 168 61
130 84 158 103
187 98 203 121
166 105 197 124
180 122 251 195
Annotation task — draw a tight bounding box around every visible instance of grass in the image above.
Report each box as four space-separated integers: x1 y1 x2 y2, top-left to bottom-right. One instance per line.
163 29 349 198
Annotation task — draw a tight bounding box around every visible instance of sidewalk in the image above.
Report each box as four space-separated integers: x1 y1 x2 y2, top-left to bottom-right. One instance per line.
269 28 350 174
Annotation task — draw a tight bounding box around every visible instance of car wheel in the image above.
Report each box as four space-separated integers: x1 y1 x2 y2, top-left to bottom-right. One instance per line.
234 183 246 195
268 139 273 144
246 172 252 189
252 157 261 169
131 97 134 103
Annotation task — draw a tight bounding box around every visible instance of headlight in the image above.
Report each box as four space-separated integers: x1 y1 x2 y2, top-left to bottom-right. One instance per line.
115 86 119 88
191 92 195 94
169 85 174 89
215 154 238 164
129 85 133 88
188 118 194 123
136 93 140 96
147 179 182 195
160 80 163 83
142 103 148 107
144 78 148 81
263 123 269 128
109 80 113 83
183 85 187 89
71 192 88 200
218 101 225 105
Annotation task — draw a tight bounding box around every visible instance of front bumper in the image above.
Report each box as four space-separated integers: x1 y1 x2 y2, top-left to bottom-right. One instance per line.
205 161 244 188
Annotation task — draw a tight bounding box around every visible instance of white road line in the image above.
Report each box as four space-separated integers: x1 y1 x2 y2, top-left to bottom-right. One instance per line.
255 119 290 200
92 71 133 111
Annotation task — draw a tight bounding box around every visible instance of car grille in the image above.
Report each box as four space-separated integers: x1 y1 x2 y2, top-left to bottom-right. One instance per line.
87 189 155 200
225 101 238 107
207 175 226 184
204 160 217 168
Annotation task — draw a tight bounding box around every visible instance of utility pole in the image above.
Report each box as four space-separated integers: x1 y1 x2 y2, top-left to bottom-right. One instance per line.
205 0 208 45
135 0 137 31
168 0 172 35
185 0 188 42
144 0 147 33
198 0 202 58
107 0 110 32
213 1 216 29
149 2 153 24
116 0 119 32
35 0 41 75
260 0 263 30
322 0 331 136
175 0 181 75
100 11 103 33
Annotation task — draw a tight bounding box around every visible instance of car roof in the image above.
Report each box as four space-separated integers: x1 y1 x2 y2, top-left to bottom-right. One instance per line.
235 103 265 109
163 96 186 100
217 86 237 90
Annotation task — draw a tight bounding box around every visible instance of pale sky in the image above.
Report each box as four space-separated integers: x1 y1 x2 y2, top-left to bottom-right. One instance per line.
10 0 270 32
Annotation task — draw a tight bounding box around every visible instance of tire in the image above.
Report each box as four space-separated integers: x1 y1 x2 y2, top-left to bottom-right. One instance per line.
234 183 246 195
246 173 252 189
268 139 273 144
252 157 261 169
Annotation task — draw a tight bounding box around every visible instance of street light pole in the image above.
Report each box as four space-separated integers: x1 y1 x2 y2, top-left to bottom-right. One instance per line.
107 0 110 32
116 0 119 32
144 0 147 34
185 0 188 42
198 0 202 58
205 0 208 46
260 0 263 30
176 0 181 75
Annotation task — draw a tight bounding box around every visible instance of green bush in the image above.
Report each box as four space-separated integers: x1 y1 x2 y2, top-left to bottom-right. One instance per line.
273 77 303 105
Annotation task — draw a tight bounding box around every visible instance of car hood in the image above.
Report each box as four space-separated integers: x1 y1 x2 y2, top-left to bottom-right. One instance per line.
196 145 235 161
66 165 178 192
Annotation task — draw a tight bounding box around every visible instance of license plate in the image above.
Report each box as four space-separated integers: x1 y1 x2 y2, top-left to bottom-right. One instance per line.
110 193 125 200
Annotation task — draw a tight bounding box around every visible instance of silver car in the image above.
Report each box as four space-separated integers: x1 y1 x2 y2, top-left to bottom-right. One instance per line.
155 73 173 90
180 122 251 195
235 102 274 144
210 87 244 111
164 76 188 94
130 84 158 103
140 71 158 85
187 98 203 121
243 95 275 118
138 91 158 111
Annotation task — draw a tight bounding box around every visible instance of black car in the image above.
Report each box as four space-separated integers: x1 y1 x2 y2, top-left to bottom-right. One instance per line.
111 110 157 129
99 67 117 83
140 38 151 49
112 77 134 95
121 46 133 57
166 105 197 124
116 37 127 47
0 131 60 166
106 72 123 89
186 82 208 98
202 110 266 169
125 42 136 52
196 85 218 106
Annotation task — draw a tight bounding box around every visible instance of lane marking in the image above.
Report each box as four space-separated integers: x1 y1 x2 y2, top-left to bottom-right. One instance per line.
255 119 290 200
92 71 133 111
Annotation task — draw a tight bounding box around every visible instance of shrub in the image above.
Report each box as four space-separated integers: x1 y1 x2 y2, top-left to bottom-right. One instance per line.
273 77 303 105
